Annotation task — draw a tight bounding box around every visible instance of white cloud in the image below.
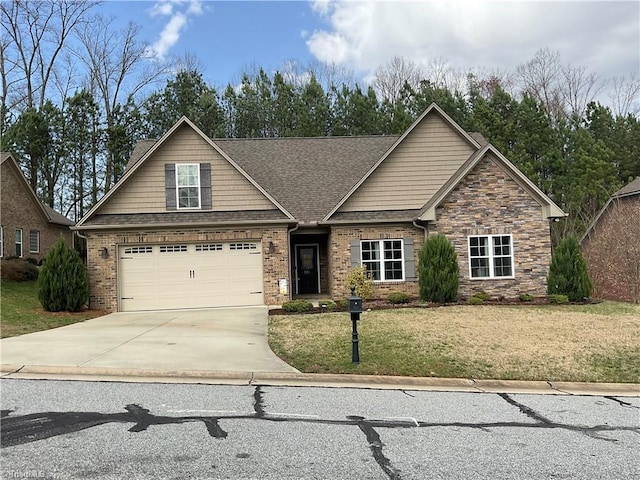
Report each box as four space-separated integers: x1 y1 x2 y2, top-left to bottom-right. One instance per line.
148 0 204 59
306 1 640 82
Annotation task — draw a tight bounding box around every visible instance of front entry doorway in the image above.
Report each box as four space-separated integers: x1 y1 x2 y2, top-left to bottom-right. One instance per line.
295 244 320 294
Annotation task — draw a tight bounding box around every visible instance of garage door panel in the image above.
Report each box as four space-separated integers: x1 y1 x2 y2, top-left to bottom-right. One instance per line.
119 242 264 311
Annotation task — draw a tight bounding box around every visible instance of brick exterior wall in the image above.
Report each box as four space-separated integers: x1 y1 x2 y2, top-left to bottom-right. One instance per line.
1 161 72 262
329 225 424 300
433 156 552 298
86 226 289 312
582 195 640 303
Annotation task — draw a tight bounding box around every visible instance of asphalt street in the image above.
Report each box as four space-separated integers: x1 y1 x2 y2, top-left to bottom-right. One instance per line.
1 379 638 479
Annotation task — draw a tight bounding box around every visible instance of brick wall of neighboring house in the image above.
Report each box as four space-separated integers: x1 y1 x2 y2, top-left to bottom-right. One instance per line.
0 161 72 262
85 226 290 312
433 157 553 299
582 195 640 303
329 224 425 300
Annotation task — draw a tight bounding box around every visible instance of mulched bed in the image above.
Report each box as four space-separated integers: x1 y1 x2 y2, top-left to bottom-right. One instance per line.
268 296 600 315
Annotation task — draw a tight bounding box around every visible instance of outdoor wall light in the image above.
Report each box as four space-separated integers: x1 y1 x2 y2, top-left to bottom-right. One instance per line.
100 247 109 259
268 241 275 254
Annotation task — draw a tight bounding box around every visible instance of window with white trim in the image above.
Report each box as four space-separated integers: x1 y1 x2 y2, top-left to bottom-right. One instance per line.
29 230 40 253
176 163 200 209
361 239 404 281
15 229 23 258
468 235 514 279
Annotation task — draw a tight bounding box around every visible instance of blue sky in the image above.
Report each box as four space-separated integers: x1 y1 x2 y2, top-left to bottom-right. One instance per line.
97 1 639 98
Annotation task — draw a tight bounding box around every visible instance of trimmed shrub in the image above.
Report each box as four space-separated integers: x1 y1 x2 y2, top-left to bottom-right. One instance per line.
0 258 39 282
467 296 485 305
38 236 89 312
387 292 410 304
547 237 592 302
282 299 314 313
418 234 459 303
519 293 534 302
549 294 569 304
472 291 491 301
346 266 374 300
318 299 337 310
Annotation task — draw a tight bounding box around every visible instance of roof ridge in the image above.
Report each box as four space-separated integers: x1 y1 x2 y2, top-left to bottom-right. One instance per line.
212 134 399 142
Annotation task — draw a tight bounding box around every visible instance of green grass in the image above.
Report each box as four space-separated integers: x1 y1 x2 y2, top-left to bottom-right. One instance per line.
1 281 103 338
269 303 640 383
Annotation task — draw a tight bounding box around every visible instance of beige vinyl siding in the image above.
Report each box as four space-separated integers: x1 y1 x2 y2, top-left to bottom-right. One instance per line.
339 114 475 212
100 125 274 214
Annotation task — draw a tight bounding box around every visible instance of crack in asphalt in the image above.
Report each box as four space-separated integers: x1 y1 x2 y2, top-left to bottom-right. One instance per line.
604 396 639 409
2 388 638 477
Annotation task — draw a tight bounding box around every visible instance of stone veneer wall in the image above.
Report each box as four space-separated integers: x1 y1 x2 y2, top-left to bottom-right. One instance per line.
329 224 424 300
86 226 289 312
433 156 552 298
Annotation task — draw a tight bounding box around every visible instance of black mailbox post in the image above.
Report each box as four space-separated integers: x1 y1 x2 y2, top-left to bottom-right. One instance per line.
348 285 362 364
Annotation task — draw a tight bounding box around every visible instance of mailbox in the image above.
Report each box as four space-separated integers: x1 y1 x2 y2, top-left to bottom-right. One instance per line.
349 285 362 313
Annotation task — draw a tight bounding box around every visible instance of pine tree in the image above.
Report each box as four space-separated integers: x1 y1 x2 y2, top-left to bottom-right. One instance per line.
418 234 459 303
547 237 592 301
38 236 89 312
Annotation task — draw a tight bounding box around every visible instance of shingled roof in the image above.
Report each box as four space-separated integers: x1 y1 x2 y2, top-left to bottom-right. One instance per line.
613 176 640 197
215 136 398 222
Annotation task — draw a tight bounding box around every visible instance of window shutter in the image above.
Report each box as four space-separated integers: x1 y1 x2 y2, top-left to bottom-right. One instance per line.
165 163 176 210
404 238 415 281
200 163 212 209
350 240 361 268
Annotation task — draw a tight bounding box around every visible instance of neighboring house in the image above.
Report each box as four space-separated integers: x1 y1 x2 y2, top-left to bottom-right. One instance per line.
581 177 640 303
0 152 74 262
75 103 565 312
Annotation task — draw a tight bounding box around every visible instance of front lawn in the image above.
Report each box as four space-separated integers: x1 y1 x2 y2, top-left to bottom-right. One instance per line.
1 281 104 338
268 302 640 383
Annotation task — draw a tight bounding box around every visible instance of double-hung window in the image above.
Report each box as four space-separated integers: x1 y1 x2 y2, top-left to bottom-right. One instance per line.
361 239 404 281
468 234 514 279
29 230 40 253
15 229 22 258
176 164 200 209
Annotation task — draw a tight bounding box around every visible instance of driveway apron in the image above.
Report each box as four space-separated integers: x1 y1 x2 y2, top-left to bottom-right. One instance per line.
0 307 298 373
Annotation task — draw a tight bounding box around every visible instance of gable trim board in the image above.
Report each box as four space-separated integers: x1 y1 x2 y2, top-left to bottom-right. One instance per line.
75 117 294 229
323 103 481 221
418 144 566 222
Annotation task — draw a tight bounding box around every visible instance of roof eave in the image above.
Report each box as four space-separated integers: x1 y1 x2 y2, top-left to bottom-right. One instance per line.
73 218 296 231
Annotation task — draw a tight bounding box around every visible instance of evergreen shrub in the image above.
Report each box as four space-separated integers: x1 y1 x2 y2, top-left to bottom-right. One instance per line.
282 299 314 313
0 258 39 282
418 234 459 303
547 237 592 302
38 236 89 312
387 292 410 304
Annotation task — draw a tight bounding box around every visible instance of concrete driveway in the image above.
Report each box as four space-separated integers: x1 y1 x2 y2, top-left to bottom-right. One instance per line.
0 307 298 374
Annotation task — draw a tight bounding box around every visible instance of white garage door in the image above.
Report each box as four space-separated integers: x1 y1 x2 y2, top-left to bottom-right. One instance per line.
118 242 263 311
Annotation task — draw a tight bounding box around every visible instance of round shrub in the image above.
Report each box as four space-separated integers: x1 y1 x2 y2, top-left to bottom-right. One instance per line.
387 292 410 304
38 236 89 312
282 299 314 313
346 266 374 300
547 237 592 302
418 234 459 303
467 296 484 305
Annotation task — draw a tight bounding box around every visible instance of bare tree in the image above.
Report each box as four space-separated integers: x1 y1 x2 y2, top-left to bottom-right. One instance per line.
514 47 564 120
609 73 640 117
75 15 169 190
0 0 97 111
372 56 423 103
560 63 605 119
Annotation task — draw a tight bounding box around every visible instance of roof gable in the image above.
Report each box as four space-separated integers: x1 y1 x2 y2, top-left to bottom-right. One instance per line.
77 118 293 228
323 103 481 221
418 144 566 221
1 152 73 226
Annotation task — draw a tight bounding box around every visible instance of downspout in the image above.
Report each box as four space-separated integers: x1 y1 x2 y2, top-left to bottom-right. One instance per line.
413 220 428 242
286 223 300 301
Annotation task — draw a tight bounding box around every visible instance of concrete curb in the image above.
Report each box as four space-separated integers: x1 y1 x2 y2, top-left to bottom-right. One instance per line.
1 364 638 396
